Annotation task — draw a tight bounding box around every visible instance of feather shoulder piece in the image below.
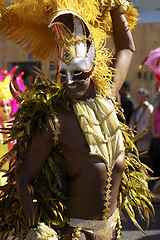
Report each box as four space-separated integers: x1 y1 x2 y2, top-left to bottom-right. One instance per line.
0 72 70 239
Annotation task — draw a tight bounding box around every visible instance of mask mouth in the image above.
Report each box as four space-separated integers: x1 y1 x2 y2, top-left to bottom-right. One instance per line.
63 78 90 86
66 84 78 89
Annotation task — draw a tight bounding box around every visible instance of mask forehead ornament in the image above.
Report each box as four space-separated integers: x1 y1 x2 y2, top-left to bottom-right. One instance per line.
49 10 96 81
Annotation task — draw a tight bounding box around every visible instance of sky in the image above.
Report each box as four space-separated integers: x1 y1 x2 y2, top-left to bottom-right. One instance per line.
131 0 160 22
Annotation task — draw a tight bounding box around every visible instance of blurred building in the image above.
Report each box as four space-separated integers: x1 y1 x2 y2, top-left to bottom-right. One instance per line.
0 35 57 84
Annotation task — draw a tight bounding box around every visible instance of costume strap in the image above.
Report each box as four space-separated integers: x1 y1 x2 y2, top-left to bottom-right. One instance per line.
49 114 61 147
103 170 112 219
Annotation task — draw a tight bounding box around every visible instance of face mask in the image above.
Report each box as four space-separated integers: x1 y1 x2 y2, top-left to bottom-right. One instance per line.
49 10 96 84
60 47 95 85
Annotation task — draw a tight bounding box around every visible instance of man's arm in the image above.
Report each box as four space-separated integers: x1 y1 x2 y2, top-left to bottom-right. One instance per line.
110 6 135 97
16 119 54 226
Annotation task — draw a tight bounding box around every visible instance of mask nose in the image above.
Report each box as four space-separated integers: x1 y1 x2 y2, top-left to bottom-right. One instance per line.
66 72 74 85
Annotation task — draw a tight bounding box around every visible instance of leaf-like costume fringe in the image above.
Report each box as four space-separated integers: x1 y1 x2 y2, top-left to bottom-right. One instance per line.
119 125 155 232
0 78 71 239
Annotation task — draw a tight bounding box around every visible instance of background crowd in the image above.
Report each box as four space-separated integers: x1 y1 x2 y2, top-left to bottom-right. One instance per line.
119 80 160 196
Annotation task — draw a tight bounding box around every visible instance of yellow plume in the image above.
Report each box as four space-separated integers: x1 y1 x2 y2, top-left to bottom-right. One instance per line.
0 0 138 61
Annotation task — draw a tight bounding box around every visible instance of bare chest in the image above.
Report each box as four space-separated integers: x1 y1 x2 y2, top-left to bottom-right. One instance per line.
57 110 88 151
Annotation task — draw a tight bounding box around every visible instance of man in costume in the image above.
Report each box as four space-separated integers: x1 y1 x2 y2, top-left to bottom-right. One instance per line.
0 0 155 239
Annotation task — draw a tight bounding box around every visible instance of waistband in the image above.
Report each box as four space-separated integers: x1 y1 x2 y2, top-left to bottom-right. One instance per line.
70 208 120 240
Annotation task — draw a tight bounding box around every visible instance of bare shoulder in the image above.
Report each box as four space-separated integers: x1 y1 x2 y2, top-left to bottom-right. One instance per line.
114 151 125 173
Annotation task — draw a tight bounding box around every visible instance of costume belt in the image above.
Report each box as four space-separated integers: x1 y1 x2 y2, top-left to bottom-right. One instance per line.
70 208 119 240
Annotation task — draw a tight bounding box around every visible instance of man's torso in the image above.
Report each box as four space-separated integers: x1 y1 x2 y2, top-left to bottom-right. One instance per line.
53 106 125 221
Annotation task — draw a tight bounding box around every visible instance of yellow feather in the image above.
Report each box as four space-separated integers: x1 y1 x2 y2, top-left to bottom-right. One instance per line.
0 0 138 63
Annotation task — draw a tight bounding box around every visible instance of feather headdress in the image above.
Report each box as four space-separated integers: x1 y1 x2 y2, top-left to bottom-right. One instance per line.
0 0 138 96
0 0 138 62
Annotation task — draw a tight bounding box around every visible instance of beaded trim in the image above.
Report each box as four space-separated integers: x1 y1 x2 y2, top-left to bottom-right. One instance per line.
72 227 82 240
115 215 122 240
49 114 61 147
103 170 112 220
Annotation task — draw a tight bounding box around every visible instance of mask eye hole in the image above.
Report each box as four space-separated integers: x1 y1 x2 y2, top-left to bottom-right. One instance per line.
73 71 83 76
60 70 66 77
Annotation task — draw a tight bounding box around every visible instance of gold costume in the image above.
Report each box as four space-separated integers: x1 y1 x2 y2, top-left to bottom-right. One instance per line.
73 95 125 171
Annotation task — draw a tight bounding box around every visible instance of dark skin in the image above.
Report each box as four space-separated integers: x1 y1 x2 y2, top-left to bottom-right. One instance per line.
16 6 135 239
